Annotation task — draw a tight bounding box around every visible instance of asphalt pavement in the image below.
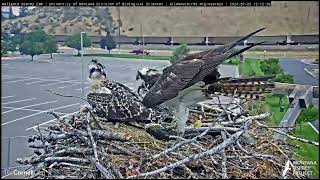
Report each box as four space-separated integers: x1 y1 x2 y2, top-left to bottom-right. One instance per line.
1 53 238 178
279 58 319 86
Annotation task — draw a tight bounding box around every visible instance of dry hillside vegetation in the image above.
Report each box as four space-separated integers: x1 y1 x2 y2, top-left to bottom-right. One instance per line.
2 7 115 36
2 1 319 36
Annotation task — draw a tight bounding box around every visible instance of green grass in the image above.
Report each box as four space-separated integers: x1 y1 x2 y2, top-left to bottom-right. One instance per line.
264 94 290 126
239 58 264 77
295 122 319 142
292 122 319 179
261 94 319 178
255 94 319 178
296 106 319 124
233 56 319 178
76 53 172 60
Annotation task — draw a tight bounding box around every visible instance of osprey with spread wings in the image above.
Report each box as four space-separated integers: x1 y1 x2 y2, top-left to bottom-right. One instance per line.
142 28 274 136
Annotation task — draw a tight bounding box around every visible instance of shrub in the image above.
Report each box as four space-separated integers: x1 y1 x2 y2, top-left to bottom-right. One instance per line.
170 43 190 63
260 58 282 75
100 32 116 54
273 73 294 83
225 58 240 65
65 33 91 55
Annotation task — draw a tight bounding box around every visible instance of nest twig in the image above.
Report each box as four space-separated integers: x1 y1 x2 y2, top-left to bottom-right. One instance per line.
17 95 314 179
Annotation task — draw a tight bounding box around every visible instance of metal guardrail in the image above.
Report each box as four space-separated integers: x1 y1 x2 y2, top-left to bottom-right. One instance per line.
273 83 319 98
299 86 313 108
274 85 316 140
275 96 302 140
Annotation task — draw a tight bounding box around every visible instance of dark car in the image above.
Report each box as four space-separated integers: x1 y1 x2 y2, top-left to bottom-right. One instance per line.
129 49 150 55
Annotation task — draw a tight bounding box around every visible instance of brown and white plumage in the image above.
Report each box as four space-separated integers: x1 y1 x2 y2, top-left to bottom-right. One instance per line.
136 67 162 96
142 28 269 136
87 61 173 124
205 75 276 100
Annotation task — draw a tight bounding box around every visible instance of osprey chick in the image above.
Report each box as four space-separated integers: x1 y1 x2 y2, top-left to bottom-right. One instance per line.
136 67 162 96
142 28 272 137
87 60 172 124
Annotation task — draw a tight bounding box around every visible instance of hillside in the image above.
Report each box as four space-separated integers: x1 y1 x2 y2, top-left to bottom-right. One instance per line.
2 1 319 37
2 7 115 36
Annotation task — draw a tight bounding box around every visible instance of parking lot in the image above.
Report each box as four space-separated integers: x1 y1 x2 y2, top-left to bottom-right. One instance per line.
1 53 238 178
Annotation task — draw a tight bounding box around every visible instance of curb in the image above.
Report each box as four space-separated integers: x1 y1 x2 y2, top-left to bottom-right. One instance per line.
304 68 318 78
300 59 318 66
1 57 23 60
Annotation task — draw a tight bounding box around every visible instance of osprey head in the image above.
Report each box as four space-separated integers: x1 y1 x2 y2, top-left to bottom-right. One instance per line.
88 59 107 81
137 67 161 80
136 71 142 81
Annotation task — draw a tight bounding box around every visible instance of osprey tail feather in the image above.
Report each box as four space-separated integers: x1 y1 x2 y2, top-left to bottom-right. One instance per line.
204 75 275 100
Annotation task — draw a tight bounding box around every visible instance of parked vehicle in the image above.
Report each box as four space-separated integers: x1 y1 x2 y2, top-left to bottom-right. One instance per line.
129 49 150 55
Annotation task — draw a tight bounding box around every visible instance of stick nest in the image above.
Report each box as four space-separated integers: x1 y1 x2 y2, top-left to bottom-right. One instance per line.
17 102 309 179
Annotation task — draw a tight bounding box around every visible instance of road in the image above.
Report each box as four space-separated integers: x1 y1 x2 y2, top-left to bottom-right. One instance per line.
279 58 319 86
1 53 238 178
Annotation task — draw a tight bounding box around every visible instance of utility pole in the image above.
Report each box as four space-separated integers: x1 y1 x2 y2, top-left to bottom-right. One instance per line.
80 32 85 97
141 23 144 59
118 7 121 54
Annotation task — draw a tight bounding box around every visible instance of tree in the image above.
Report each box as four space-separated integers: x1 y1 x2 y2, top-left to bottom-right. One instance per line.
24 29 48 42
170 43 190 63
19 7 29 17
19 29 50 61
44 35 58 59
65 33 91 55
101 32 116 54
1 40 8 56
8 6 15 19
19 41 44 61
4 35 18 52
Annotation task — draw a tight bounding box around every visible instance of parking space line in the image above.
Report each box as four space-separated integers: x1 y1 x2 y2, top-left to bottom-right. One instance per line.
2 75 77 82
2 98 37 105
1 96 15 99
26 80 55 84
2 103 80 126
75 86 90 91
2 75 60 79
25 111 79 131
2 100 58 114
57 83 80 89
4 78 39 84
2 77 20 80
3 106 67 115
40 80 80 87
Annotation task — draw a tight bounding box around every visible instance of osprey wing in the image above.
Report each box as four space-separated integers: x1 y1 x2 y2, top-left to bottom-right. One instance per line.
142 59 205 108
